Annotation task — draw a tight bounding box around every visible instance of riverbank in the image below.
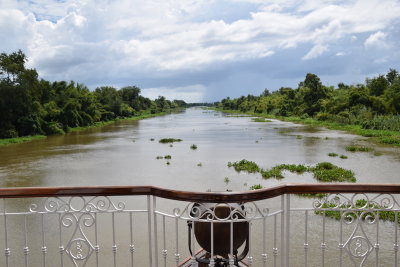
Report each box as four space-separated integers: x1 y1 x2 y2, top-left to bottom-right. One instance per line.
211 108 400 147
0 110 181 147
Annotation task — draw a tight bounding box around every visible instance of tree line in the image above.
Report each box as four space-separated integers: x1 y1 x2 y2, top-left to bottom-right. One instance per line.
0 50 186 138
215 70 400 131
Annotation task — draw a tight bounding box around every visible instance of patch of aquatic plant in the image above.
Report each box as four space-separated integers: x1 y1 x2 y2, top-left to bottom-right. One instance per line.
228 159 260 173
345 145 372 152
312 162 355 182
197 163 202 167
328 153 338 157
164 155 172 159
169 144 173 147
252 117 271 122
260 167 284 179
159 138 182 143
249 184 263 190
156 156 163 160
150 138 155 141
224 177 230 184
261 164 309 179
278 164 310 173
166 161 170 165
339 155 348 159
379 136 400 145
190 144 198 150
374 152 383 156
296 135 302 139
315 199 396 224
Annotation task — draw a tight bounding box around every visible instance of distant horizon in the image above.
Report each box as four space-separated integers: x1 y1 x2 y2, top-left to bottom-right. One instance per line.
1 0 399 102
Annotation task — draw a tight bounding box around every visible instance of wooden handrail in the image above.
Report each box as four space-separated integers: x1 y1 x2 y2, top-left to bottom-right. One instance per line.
0 183 399 202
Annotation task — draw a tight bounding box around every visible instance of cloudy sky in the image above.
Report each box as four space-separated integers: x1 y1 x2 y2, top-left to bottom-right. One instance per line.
1 0 399 102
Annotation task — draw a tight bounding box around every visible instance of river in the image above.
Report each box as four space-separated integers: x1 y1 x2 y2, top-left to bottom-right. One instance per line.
0 107 399 266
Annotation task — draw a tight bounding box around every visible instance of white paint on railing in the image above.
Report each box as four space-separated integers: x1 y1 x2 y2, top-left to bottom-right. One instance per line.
152 196 158 267
129 211 135 267
304 210 309 267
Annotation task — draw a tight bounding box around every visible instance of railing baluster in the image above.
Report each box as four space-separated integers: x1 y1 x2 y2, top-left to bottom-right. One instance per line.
395 211 398 267
339 210 343 267
321 211 326 267
281 195 285 267
304 210 308 267
285 194 290 267
209 220 215 267
190 218 196 265
111 212 117 267
230 220 235 267
129 211 135 267
175 217 180 266
41 213 47 267
94 212 99 267
375 211 380 267
247 222 253 266
153 196 159 267
3 199 10 267
58 213 63 267
162 215 167 267
273 214 278 267
147 196 153 267
262 216 267 267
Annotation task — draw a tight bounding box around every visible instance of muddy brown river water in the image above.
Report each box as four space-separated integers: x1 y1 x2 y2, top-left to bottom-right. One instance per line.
0 108 399 266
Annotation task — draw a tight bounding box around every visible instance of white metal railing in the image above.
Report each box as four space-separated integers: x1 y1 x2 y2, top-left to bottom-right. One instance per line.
0 184 399 267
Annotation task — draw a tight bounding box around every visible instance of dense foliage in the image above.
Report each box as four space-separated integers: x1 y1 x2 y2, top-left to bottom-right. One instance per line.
215 70 400 131
0 50 186 138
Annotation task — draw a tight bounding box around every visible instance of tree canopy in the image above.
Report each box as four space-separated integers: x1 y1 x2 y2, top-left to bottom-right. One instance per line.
0 51 186 138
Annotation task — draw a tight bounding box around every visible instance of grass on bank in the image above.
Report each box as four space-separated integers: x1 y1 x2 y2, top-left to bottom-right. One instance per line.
211 108 400 147
0 135 46 146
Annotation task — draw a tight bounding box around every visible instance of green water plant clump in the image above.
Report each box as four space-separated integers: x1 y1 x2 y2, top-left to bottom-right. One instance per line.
261 164 310 179
340 155 348 159
328 152 338 157
228 159 260 173
190 144 198 150
345 145 372 152
159 138 182 143
164 155 172 159
312 162 355 182
156 156 163 159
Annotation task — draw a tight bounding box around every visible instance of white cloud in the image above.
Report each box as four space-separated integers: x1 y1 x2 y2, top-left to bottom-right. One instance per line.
0 0 399 100
364 31 387 48
303 44 328 60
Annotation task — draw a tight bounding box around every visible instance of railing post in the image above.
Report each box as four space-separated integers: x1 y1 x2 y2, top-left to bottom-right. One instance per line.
285 194 290 267
280 195 285 267
147 195 153 267
153 196 159 267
